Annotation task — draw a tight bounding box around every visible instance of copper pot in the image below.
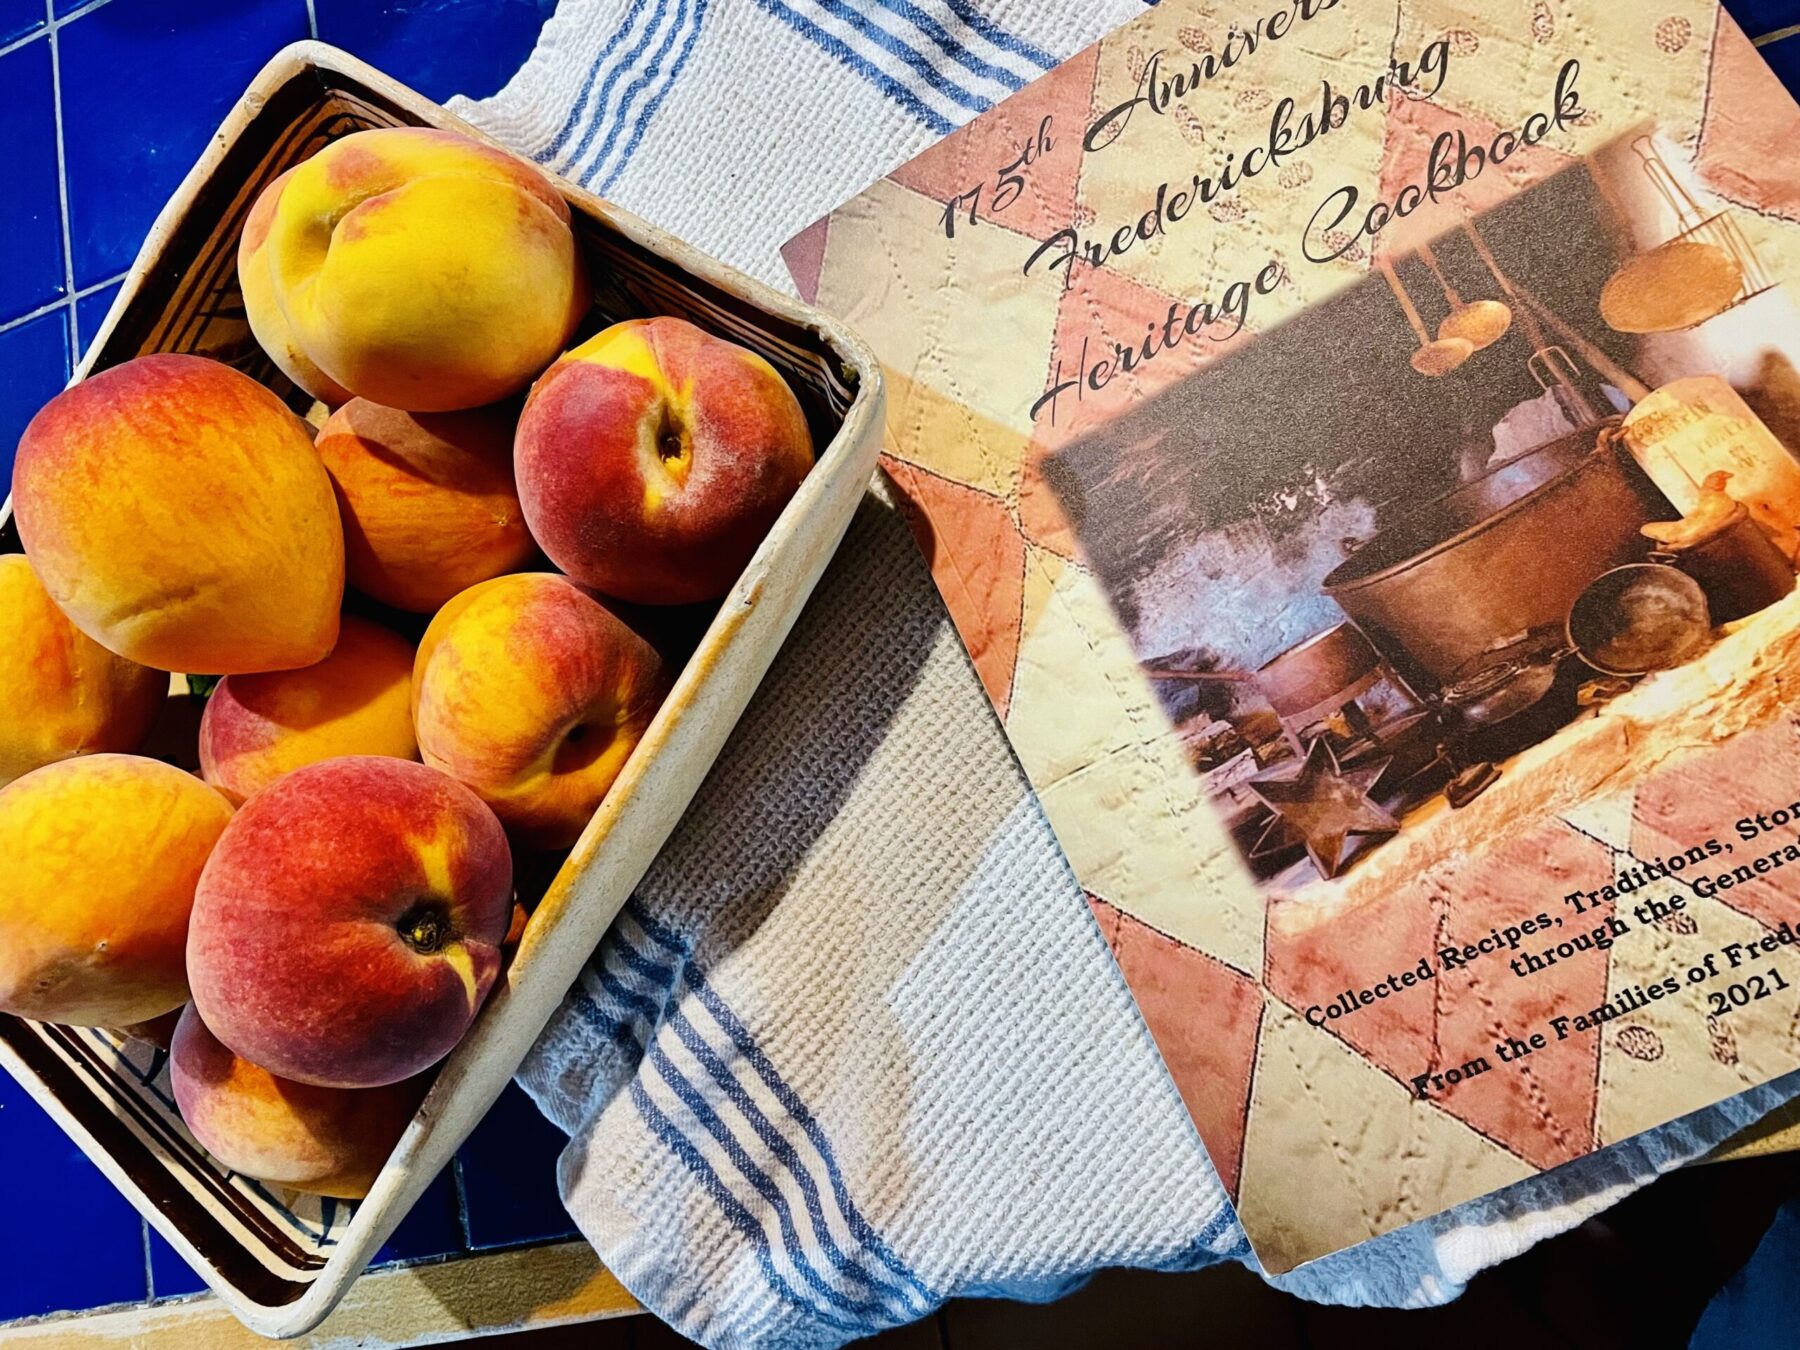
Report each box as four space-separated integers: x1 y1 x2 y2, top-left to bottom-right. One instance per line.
1255 623 1379 720
1322 421 1675 691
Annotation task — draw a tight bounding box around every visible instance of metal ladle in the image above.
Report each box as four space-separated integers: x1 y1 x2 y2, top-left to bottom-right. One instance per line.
1379 256 1472 377
1420 239 1511 350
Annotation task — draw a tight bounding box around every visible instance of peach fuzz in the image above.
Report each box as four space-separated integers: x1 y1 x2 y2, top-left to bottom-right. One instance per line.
315 399 536 612
12 354 344 674
172 1006 425 1199
515 317 813 605
413 573 668 848
199 617 419 806
238 167 352 407
187 756 512 1089
0 755 232 1026
0 553 166 786
263 128 587 412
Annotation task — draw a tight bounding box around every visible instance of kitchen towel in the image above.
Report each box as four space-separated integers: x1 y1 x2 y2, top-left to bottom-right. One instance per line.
451 4 1800 1346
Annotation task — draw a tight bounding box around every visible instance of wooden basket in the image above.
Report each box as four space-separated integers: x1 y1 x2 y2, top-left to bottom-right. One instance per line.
0 41 884 1338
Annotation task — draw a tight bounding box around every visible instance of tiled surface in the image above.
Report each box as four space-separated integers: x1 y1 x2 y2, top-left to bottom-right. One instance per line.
3 0 1800 1333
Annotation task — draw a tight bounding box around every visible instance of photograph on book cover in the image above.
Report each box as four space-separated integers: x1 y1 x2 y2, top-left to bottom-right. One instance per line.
786 0 1800 1273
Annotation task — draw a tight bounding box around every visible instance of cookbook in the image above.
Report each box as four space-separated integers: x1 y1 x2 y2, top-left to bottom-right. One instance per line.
787 0 1800 1271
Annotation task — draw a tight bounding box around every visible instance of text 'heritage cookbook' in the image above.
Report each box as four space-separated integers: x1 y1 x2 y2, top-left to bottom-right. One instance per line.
787 0 1800 1271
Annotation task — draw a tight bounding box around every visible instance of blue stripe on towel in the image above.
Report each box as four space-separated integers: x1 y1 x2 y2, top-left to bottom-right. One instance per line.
597 0 713 191
543 0 658 162
749 0 957 134
666 1006 934 1314
936 0 1056 69
867 0 1028 91
629 1080 874 1337
581 0 698 184
805 0 993 116
642 1039 908 1322
606 910 929 1303
683 970 927 1296
562 0 685 176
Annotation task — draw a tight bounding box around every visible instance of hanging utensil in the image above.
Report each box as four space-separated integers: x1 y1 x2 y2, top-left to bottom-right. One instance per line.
1502 276 1653 402
1419 239 1511 350
1595 138 1753 333
1379 256 1472 377
1463 220 1599 427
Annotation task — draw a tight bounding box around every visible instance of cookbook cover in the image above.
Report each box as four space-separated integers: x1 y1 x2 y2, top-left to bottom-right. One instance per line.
786 0 1800 1272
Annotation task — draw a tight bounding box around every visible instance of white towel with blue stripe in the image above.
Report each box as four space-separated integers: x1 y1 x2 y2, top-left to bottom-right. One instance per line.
452 4 1800 1345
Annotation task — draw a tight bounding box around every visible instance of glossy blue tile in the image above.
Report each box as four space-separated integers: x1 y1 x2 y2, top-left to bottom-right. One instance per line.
57 0 310 288
0 1072 149 1321
314 0 554 104
0 40 67 322
53 0 92 16
146 1228 210 1301
1726 0 1800 39
374 1167 468 1265
0 0 43 43
455 1082 578 1250
74 276 123 356
1761 32 1800 94
0 308 72 491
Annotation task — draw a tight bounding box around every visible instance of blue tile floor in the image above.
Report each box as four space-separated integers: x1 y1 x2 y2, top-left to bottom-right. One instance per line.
4 0 1800 1328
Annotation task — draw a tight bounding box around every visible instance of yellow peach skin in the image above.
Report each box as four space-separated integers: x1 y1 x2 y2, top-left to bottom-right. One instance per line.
316 398 537 612
0 755 233 1025
171 1006 426 1199
238 166 353 407
0 553 166 786
263 128 588 412
413 573 668 848
199 617 419 806
12 354 345 674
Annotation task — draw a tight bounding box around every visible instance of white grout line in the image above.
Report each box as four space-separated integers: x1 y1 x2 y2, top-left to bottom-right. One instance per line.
43 0 77 370
305 0 318 41
1757 23 1800 47
0 272 126 338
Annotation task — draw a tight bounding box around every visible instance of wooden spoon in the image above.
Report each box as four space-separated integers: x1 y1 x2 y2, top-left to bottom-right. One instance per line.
1421 240 1511 350
1379 257 1472 376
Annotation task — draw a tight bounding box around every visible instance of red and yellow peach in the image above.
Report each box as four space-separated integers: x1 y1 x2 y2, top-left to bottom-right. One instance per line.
412 573 668 847
515 317 813 604
12 354 344 674
198 617 418 806
186 756 512 1089
171 1006 425 1199
315 399 537 612
239 166 353 407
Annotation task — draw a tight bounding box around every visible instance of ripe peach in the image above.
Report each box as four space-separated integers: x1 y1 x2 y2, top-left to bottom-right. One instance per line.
171 1006 425 1199
262 128 587 411
198 617 418 806
0 755 232 1025
12 354 344 674
315 399 536 612
238 167 353 407
515 317 813 604
413 574 668 848
0 554 166 786
187 756 512 1089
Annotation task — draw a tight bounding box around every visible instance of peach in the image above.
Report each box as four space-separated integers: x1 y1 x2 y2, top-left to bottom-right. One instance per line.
413 574 667 848
238 167 353 407
0 755 232 1025
171 1006 425 1199
187 756 512 1088
515 317 813 604
0 553 166 786
262 128 587 412
198 617 418 806
315 399 536 611
12 354 344 674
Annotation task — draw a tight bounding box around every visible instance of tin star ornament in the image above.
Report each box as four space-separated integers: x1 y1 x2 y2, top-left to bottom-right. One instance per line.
1249 739 1399 879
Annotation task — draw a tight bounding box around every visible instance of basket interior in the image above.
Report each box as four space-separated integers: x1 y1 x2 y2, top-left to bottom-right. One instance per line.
0 55 860 1312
